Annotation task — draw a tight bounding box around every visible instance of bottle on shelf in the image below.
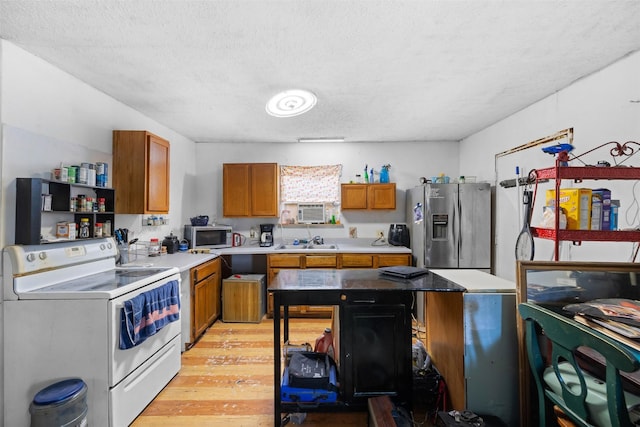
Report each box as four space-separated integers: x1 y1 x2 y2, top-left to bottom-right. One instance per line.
103 220 112 237
79 218 90 238
314 327 335 360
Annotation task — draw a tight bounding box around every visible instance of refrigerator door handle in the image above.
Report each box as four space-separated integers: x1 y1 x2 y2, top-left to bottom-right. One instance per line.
457 197 462 261
452 199 459 262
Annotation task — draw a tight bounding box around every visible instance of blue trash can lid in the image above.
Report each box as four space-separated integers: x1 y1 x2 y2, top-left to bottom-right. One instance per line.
33 378 86 406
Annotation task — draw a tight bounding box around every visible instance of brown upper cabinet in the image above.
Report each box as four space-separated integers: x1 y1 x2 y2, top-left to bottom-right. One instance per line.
113 130 170 214
341 183 396 210
223 163 278 217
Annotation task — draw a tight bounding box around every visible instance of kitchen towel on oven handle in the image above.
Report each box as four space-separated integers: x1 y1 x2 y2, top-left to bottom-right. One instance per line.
119 280 181 350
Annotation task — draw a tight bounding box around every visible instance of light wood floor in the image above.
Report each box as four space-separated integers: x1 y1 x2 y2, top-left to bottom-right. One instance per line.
131 317 372 426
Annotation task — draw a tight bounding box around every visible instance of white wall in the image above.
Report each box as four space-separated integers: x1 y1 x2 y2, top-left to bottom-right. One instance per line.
194 141 459 240
0 40 198 248
460 50 640 281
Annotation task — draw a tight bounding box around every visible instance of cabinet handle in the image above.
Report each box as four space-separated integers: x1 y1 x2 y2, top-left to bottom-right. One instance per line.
353 299 376 304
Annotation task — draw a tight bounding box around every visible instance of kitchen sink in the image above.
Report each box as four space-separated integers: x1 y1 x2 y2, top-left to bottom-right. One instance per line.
306 244 338 250
274 244 309 250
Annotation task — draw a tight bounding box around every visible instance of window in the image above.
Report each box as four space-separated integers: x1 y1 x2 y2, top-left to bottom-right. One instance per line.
279 165 342 224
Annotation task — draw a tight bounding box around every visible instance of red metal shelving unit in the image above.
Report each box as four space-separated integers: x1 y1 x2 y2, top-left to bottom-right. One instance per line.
529 141 640 261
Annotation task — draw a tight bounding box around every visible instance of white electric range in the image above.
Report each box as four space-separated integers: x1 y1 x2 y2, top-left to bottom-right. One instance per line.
2 237 181 427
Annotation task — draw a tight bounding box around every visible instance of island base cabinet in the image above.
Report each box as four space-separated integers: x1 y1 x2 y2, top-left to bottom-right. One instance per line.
337 293 413 407
425 291 519 426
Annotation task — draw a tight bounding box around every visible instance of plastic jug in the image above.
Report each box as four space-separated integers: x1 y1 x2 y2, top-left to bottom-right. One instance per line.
314 327 335 359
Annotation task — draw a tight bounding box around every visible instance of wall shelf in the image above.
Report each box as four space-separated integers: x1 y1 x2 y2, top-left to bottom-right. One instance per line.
16 177 115 244
530 143 640 260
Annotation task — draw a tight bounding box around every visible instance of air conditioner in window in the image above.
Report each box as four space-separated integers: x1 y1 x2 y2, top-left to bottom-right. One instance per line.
297 203 325 224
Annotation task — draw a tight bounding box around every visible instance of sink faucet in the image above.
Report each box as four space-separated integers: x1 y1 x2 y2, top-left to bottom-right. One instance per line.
312 235 324 245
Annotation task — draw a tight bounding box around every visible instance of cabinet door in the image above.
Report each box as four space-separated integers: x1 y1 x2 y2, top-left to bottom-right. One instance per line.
305 254 337 268
377 254 411 267
368 183 396 209
341 254 374 268
268 254 302 268
342 183 396 210
113 130 170 214
341 302 410 403
250 163 278 216
193 279 209 338
223 163 278 217
341 184 368 209
191 258 221 343
223 163 251 217
146 134 170 213
202 273 219 326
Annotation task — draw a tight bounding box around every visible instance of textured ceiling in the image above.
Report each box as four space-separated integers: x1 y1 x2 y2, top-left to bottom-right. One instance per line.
1 1 640 143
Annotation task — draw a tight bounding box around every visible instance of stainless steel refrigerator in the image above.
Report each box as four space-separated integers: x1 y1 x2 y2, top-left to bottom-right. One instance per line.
406 183 491 271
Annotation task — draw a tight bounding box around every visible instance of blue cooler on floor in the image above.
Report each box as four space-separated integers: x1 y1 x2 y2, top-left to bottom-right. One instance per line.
281 367 338 403
30 378 88 427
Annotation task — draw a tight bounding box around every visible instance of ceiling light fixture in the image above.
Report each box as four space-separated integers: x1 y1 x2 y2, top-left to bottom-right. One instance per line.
298 137 345 143
266 89 317 117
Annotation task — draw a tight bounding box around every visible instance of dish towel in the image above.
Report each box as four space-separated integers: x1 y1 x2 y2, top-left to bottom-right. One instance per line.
120 279 180 349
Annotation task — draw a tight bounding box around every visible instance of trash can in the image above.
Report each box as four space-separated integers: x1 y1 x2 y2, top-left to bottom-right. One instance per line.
30 378 88 427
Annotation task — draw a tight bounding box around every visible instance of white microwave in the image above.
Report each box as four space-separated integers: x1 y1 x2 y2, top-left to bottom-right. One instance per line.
184 225 232 249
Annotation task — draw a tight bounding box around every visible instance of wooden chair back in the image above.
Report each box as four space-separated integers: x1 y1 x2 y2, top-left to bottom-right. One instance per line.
518 302 640 427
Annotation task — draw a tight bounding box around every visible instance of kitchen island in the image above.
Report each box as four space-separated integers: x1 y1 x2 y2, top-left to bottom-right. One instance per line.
269 268 464 426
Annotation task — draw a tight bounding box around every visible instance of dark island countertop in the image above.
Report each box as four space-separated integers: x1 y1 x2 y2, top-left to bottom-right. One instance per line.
268 268 468 292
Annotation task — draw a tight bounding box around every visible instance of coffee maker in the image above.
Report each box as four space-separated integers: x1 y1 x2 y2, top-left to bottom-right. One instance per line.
260 224 274 247
388 223 410 247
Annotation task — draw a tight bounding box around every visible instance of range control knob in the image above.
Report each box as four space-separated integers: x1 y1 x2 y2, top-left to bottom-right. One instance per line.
38 252 47 260
100 243 106 251
26 253 36 262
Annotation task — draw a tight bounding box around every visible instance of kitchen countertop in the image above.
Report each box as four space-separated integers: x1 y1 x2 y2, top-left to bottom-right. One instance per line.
429 269 516 293
120 238 409 272
269 268 513 293
269 268 466 292
217 237 411 255
123 251 219 272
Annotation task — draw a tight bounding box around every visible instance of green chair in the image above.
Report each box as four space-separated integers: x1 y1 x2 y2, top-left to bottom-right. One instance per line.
518 302 640 426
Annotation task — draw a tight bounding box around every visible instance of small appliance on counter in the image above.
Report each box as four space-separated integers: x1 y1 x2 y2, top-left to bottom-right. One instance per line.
388 223 410 247
232 232 245 247
260 224 274 247
162 233 180 254
184 224 232 249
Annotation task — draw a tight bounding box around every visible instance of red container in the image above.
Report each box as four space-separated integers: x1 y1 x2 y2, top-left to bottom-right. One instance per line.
314 327 335 360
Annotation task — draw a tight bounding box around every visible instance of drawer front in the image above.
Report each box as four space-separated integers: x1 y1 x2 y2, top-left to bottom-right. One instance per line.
192 258 220 283
377 254 411 267
341 253 374 268
305 255 337 268
268 254 302 268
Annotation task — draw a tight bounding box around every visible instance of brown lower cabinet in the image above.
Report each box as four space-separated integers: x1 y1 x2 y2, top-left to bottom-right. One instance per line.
190 258 221 344
266 252 411 317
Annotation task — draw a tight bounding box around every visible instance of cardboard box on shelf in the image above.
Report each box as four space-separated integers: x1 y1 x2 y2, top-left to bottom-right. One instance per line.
546 188 592 230
590 197 602 230
592 189 612 231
